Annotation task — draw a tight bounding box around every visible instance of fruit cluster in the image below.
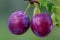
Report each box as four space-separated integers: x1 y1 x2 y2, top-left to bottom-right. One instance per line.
8 0 60 37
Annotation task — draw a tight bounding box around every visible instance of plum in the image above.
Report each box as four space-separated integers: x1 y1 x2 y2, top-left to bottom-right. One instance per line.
8 11 30 35
31 13 53 37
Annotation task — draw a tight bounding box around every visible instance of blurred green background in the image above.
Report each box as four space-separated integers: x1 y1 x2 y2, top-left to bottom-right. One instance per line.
0 0 60 40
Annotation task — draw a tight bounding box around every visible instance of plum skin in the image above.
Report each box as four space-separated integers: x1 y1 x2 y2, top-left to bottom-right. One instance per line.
8 11 30 35
31 13 53 37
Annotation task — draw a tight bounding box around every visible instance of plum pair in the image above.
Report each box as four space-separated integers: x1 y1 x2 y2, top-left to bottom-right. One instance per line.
8 11 53 37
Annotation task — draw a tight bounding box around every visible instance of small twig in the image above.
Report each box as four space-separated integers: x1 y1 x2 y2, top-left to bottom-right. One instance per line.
24 3 31 14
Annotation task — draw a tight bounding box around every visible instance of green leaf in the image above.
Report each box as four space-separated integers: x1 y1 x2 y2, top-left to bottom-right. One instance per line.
47 2 53 13
38 0 53 14
38 0 47 7
51 13 60 28
38 0 48 13
52 6 60 22
51 0 60 6
51 13 57 25
56 21 60 28
52 6 60 28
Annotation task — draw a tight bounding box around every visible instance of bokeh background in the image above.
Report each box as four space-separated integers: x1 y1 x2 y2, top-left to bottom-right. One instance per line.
0 0 60 40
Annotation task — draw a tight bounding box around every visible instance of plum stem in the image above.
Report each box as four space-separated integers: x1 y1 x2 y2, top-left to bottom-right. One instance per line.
33 3 40 16
24 3 31 14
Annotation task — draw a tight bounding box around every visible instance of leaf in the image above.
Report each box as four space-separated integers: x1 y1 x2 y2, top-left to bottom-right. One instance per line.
52 6 60 28
52 6 60 22
47 2 53 13
51 13 60 28
56 21 60 28
51 0 60 6
38 0 53 14
38 0 47 7
51 13 57 25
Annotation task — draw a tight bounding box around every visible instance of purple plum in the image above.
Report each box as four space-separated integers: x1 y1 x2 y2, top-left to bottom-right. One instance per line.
8 11 30 35
31 13 53 37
